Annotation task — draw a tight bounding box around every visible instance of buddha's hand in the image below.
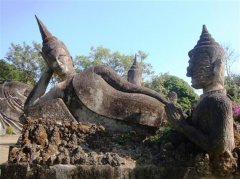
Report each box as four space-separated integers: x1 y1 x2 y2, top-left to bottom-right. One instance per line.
165 103 186 130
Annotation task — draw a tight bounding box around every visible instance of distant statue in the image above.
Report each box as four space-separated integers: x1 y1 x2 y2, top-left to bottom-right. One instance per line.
127 54 142 86
165 25 236 175
167 91 178 105
24 16 169 129
0 81 31 134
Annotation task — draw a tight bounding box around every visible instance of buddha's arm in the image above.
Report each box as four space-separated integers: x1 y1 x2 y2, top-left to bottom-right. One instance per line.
24 69 53 111
87 65 169 104
165 112 219 153
165 103 212 152
165 98 234 153
177 121 216 153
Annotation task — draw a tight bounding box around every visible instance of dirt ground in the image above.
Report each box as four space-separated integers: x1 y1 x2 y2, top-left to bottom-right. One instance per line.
0 135 19 164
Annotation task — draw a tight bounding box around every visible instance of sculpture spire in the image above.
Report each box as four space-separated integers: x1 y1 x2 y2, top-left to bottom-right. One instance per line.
202 24 208 34
133 54 137 65
195 24 219 48
35 15 55 42
127 54 142 86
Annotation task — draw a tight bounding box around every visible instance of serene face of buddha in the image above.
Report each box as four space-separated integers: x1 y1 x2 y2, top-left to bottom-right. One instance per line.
43 42 75 80
187 48 214 89
51 48 74 78
35 16 76 80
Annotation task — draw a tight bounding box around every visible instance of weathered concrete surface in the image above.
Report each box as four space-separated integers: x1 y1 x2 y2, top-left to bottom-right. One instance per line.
2 118 240 179
26 98 76 122
27 97 157 134
73 70 165 128
1 163 240 179
165 25 236 177
26 16 167 132
0 81 31 134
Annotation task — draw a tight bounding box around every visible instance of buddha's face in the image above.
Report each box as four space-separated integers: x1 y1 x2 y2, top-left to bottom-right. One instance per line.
187 49 214 89
43 41 75 79
51 47 74 78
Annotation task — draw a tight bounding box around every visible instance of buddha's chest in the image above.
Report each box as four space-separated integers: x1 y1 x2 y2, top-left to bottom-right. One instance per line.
191 100 213 135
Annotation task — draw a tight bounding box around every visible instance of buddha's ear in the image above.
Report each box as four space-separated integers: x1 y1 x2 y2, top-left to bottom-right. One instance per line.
213 57 223 75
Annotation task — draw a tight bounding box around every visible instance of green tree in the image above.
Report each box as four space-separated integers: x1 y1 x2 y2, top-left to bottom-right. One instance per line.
223 45 239 86
4 42 44 85
145 73 199 111
3 43 153 85
75 46 153 79
232 74 240 86
0 59 24 81
222 45 240 102
225 75 240 103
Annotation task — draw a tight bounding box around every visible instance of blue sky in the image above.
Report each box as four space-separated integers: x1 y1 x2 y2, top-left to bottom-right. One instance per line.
0 0 239 88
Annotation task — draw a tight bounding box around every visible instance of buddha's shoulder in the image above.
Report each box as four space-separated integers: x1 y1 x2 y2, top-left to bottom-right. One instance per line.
202 92 232 106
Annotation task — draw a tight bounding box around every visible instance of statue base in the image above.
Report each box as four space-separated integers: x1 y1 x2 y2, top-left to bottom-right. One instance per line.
2 163 240 179
1 117 240 179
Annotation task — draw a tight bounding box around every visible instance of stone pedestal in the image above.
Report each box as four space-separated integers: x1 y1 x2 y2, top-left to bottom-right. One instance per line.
1 163 239 179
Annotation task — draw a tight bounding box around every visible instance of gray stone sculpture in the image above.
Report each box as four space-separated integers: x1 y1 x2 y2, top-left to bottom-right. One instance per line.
2 19 239 179
127 54 142 86
165 25 236 176
0 81 31 134
24 16 168 131
26 17 236 162
167 91 178 105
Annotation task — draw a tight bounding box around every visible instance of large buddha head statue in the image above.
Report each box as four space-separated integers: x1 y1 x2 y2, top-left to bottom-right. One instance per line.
35 16 75 80
187 25 225 92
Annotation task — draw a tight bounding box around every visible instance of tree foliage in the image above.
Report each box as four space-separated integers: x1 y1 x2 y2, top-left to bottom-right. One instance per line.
4 42 44 85
0 59 33 84
225 75 240 103
222 45 240 103
145 73 199 111
75 46 153 79
223 45 239 87
2 42 153 85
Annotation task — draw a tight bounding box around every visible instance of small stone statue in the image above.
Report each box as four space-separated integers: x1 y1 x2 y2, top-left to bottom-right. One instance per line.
167 91 178 105
24 16 168 130
165 25 236 175
127 54 142 86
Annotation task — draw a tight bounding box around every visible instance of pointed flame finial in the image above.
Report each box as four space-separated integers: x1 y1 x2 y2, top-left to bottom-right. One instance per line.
133 54 137 65
188 24 224 60
194 24 219 49
202 24 208 34
35 15 54 42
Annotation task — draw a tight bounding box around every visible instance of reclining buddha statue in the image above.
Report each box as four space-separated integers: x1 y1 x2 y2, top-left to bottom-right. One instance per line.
24 16 169 131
